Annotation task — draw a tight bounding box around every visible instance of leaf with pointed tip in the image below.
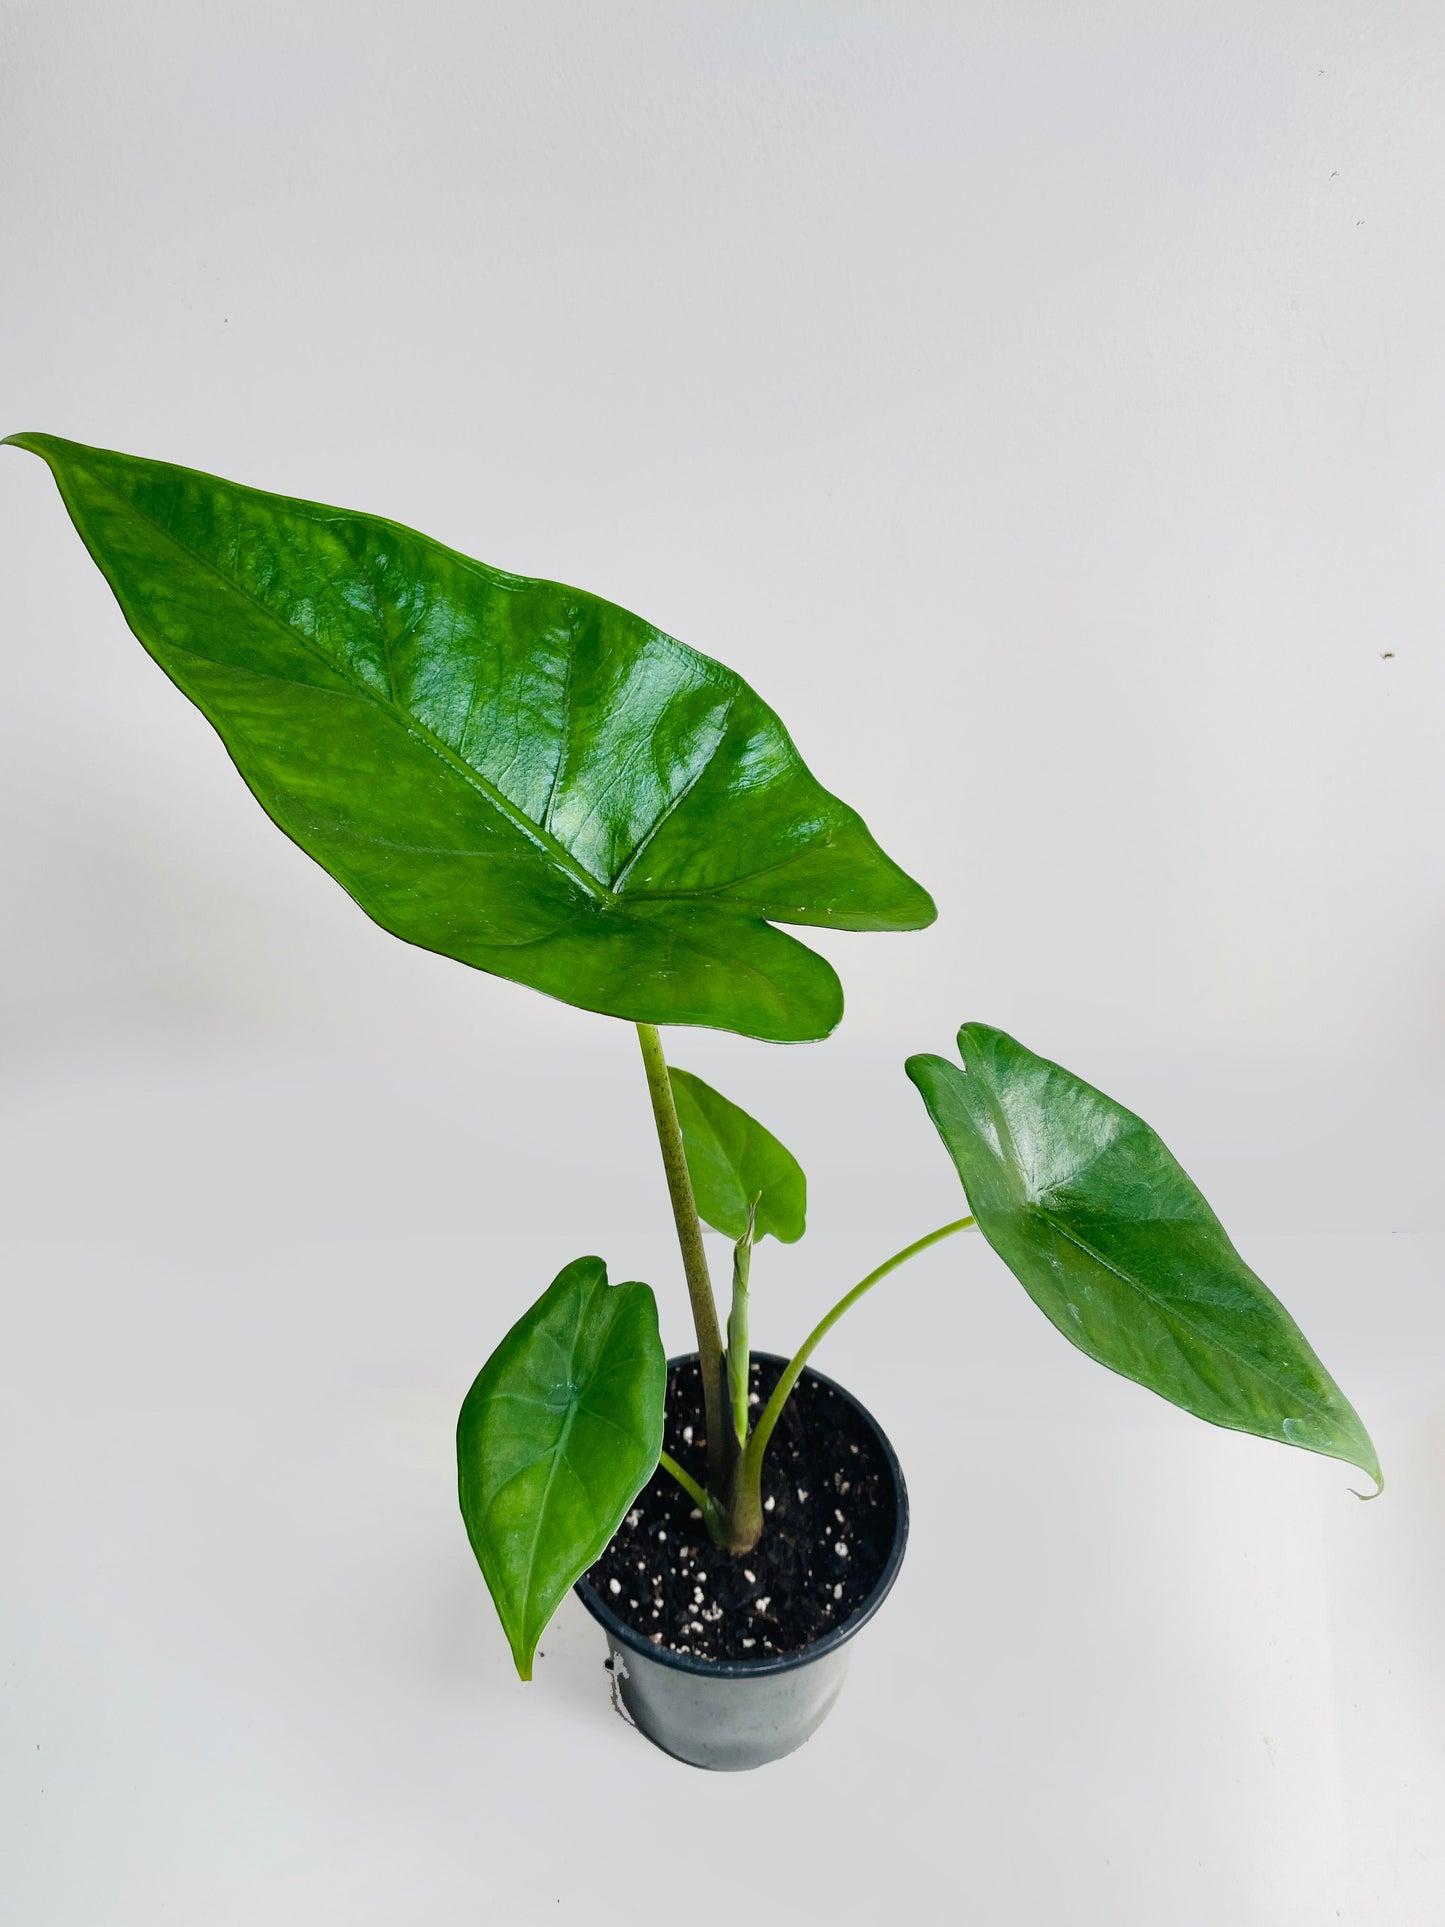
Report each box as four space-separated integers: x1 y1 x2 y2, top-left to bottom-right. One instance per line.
456 1256 665 1680
669 1066 807 1243
7 432 934 1041
906 1024 1380 1489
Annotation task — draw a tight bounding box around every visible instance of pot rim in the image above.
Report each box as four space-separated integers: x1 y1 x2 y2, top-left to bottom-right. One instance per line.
573 1350 909 1680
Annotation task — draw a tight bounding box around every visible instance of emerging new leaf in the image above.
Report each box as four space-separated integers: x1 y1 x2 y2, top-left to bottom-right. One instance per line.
907 1024 1380 1490
669 1066 807 1243
457 1256 666 1679
8 434 934 1042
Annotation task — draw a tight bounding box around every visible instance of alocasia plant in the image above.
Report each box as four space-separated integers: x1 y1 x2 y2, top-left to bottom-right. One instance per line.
8 432 1380 1685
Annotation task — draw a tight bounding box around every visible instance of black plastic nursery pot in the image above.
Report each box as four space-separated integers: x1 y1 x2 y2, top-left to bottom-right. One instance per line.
574 1352 909 1771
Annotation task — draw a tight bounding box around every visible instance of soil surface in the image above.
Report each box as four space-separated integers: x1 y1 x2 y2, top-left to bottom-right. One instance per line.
583 1356 898 1663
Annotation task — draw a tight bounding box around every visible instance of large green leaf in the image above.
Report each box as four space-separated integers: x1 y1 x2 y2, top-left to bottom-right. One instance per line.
669 1066 807 1243
8 433 933 1041
457 1255 665 1679
907 1025 1380 1489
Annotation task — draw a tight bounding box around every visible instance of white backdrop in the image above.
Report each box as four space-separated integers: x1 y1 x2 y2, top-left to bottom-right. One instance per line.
2 5 1442 1923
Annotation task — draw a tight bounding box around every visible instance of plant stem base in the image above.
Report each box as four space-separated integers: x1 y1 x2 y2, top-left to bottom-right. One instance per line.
574 1354 909 1769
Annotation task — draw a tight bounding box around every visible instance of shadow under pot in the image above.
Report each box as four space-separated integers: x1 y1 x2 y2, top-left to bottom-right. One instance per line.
574 1352 909 1771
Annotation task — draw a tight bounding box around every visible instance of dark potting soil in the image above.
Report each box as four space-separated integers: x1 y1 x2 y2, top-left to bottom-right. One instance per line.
583 1356 898 1663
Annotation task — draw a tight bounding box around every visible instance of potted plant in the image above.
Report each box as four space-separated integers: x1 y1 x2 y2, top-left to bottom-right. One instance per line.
6 431 1381 1771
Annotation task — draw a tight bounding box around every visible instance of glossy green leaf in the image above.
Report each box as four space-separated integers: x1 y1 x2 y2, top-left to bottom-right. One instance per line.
457 1255 665 1679
669 1066 807 1243
8 433 933 1042
907 1025 1380 1488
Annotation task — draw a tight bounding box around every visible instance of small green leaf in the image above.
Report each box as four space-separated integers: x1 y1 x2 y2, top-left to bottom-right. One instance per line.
456 1256 666 1679
7 433 934 1042
668 1066 807 1243
906 1024 1380 1489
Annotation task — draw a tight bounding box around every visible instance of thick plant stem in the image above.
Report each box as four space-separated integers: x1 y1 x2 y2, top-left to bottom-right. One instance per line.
635 1023 728 1494
729 1215 978 1551
726 1471 764 1556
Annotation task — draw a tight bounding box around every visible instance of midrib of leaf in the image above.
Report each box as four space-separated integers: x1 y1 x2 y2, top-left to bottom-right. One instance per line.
609 693 735 892
1032 1206 1339 1421
514 1277 606 1630
624 843 839 907
540 625 576 835
516 1403 578 1631
965 1065 1027 1204
69 462 616 905
39 444 889 949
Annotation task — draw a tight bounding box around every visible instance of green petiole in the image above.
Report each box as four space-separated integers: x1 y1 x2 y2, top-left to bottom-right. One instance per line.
726 1198 759 1448
738 1215 977 1520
